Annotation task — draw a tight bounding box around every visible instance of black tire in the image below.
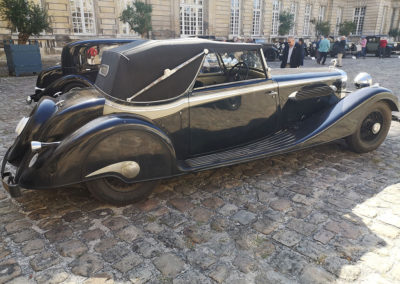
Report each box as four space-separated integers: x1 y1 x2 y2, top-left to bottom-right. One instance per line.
85 177 158 205
346 102 392 153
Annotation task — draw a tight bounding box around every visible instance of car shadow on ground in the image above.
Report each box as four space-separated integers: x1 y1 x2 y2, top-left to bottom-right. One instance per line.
3 136 398 282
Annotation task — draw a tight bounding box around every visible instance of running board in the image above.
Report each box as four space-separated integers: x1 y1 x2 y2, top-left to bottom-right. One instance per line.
180 130 302 171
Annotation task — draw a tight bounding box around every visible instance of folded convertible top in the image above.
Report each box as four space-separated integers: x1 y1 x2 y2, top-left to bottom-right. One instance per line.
95 38 261 103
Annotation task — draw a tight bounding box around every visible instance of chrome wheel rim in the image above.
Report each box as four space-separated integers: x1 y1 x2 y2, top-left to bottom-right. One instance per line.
360 111 384 141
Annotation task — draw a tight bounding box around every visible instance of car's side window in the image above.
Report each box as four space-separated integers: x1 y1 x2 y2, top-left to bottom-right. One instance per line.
194 50 266 90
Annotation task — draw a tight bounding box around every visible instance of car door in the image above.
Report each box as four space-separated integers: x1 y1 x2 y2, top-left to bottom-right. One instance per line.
189 51 279 156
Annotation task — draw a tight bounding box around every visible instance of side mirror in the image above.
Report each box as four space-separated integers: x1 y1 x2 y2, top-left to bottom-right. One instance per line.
354 72 372 89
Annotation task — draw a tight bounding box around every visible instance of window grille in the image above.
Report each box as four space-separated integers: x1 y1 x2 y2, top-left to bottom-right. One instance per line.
70 0 96 34
252 0 262 36
354 7 366 36
180 0 203 36
303 3 311 36
271 0 281 36
230 0 241 36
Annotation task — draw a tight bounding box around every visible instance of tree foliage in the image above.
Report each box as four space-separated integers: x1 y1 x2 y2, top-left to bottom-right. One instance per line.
0 0 51 44
120 1 152 38
314 20 330 37
339 21 356 36
278 11 294 36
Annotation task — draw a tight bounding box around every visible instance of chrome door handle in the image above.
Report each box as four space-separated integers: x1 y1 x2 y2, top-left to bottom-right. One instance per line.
266 91 278 96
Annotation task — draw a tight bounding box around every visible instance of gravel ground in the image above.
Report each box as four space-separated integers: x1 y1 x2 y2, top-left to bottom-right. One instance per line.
0 56 399 283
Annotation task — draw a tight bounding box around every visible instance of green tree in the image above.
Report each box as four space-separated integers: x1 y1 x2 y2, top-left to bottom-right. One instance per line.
389 28 399 41
0 0 51 44
339 21 356 36
120 1 152 38
314 20 330 37
278 11 294 36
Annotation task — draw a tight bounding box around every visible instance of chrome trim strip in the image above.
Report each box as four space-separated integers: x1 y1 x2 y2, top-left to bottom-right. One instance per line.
104 81 277 119
126 50 208 102
275 75 343 88
35 87 45 91
193 78 266 91
86 161 140 179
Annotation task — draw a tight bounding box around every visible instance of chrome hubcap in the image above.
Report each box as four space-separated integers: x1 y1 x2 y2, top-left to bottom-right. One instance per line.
372 122 381 134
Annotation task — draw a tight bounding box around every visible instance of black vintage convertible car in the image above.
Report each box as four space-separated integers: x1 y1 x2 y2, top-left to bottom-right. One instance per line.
2 39 399 204
28 39 135 103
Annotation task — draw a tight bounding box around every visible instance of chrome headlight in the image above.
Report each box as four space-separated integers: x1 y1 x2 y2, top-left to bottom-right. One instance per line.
15 117 29 136
354 72 372 89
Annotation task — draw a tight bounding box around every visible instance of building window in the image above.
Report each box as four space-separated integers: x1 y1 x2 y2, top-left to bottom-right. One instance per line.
271 0 280 36
380 6 388 34
180 0 203 36
289 2 297 36
335 7 343 36
354 7 366 35
70 0 96 34
318 6 326 22
230 0 241 36
252 0 262 36
303 3 311 36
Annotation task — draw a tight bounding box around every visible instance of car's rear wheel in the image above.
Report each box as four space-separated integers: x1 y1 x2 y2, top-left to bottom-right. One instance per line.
346 102 392 153
85 177 158 205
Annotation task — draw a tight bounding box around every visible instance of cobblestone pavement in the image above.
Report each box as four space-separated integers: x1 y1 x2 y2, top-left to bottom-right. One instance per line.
0 57 400 283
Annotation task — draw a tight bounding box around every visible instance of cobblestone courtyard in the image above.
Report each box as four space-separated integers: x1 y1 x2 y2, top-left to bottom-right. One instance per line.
0 57 400 283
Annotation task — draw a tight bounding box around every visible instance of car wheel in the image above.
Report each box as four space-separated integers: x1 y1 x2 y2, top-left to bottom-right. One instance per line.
85 177 158 205
346 102 392 153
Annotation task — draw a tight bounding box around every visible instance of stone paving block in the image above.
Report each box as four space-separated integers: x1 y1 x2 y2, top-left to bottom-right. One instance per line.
287 218 317 236
11 229 39 243
135 198 160 212
269 199 291 211
219 203 238 216
35 269 69 284
102 216 129 231
313 229 335 244
30 251 61 272
57 239 88 257
81 228 104 241
377 213 400 228
252 218 278 235
0 258 21 283
112 252 143 273
273 250 307 277
209 264 229 283
232 210 256 225
187 249 217 270
45 225 73 243
116 225 141 242
159 212 186 228
94 238 119 253
202 197 224 209
190 207 213 223
168 198 193 212
127 263 156 283
70 253 104 277
0 245 11 259
173 270 212 284
153 253 184 278
370 222 400 239
5 219 31 234
233 254 258 273
272 230 302 247
295 239 329 261
102 243 130 263
22 239 45 256
299 265 335 284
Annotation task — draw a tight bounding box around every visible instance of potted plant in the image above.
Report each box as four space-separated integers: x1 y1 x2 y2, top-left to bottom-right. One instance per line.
0 0 51 76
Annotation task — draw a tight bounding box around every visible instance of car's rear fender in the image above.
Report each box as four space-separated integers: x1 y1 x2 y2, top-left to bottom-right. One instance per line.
35 65 62 90
39 75 93 99
298 86 399 146
17 114 176 189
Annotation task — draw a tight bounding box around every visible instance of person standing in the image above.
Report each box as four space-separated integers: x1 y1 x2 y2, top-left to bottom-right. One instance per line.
280 36 302 68
337 36 346 67
379 37 387 58
298 38 306 66
317 36 330 65
360 36 367 59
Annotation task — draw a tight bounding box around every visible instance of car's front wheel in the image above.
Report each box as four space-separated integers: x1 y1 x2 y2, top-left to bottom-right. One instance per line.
346 102 392 153
85 177 158 205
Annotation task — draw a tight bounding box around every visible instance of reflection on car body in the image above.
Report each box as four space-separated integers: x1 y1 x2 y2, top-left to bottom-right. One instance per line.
2 39 399 205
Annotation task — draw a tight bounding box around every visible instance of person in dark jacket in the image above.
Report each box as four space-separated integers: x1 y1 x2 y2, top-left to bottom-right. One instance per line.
337 36 346 67
298 38 306 66
280 37 302 68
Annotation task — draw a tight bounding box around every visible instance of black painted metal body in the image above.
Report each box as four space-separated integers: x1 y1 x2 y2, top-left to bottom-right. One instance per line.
2 39 399 197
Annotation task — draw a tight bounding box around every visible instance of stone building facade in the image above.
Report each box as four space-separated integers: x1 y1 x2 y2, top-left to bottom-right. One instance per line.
1 0 400 51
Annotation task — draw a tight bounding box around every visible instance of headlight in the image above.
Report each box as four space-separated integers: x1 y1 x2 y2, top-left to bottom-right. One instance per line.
15 117 29 136
394 43 398 47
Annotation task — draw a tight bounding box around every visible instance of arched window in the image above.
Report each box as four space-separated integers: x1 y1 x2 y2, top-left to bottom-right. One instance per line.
70 0 96 34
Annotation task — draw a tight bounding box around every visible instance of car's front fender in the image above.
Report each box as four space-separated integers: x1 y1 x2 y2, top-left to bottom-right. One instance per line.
17 114 176 189
298 86 399 146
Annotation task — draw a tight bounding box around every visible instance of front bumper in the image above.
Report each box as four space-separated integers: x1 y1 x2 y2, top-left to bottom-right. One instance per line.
1 147 21 197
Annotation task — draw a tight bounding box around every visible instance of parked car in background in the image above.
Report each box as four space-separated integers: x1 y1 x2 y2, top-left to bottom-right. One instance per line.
27 39 136 104
2 39 398 204
366 35 399 57
261 43 280 61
